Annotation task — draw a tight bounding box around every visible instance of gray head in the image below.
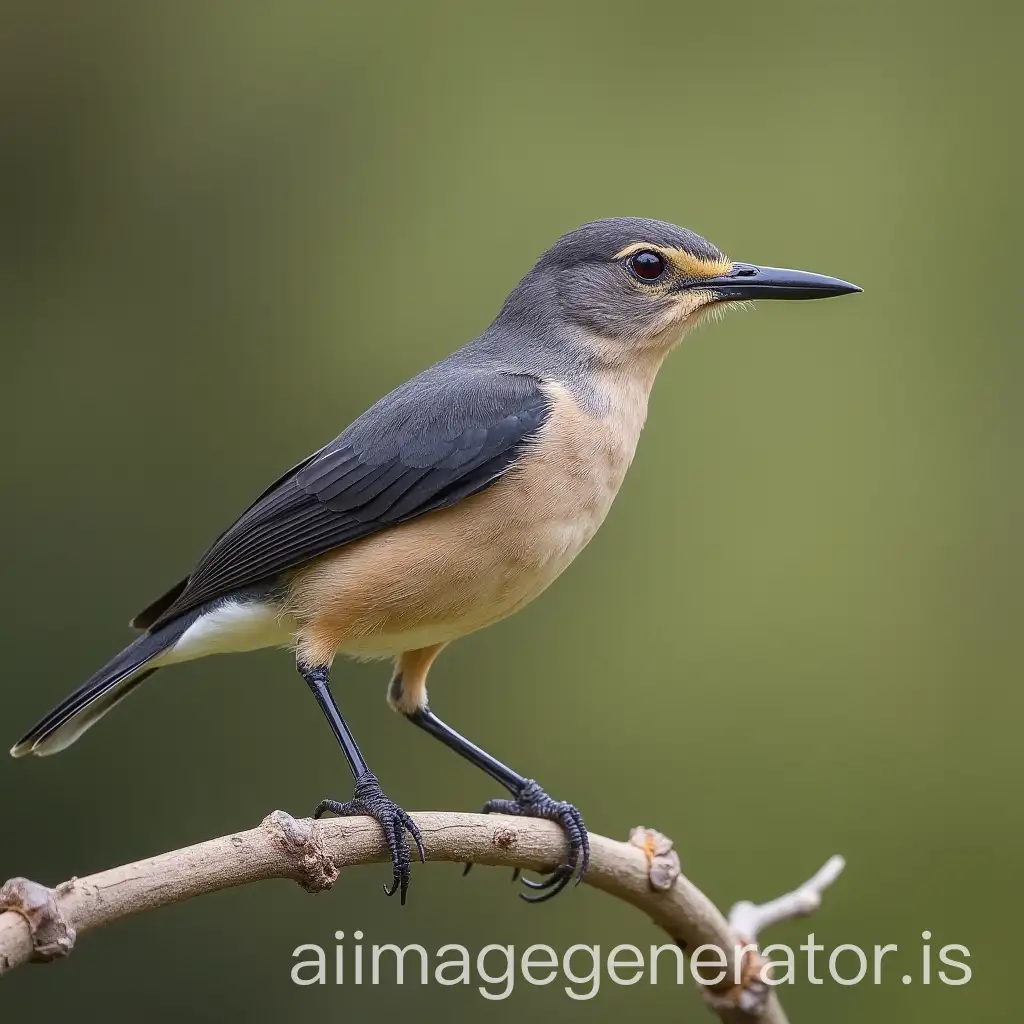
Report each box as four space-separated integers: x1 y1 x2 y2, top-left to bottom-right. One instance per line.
493 217 860 358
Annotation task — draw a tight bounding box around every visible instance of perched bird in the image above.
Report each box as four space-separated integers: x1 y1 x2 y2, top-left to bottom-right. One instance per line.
11 218 860 903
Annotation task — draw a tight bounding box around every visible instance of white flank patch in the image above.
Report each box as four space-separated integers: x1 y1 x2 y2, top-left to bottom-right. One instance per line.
162 600 295 665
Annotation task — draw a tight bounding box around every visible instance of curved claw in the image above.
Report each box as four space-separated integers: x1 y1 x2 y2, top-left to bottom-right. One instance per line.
520 866 574 903
461 779 589 902
313 771 422 905
520 867 570 890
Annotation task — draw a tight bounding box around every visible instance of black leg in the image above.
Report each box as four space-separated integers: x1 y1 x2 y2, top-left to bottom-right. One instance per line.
406 704 589 902
299 661 424 904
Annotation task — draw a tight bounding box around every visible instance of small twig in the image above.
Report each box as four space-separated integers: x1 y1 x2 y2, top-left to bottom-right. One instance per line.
728 855 847 945
700 855 847 1018
0 811 843 1022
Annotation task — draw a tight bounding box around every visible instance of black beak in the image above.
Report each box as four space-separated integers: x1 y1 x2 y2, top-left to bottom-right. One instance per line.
700 263 862 301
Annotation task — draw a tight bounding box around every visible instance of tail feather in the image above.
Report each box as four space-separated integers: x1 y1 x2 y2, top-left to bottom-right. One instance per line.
10 614 194 758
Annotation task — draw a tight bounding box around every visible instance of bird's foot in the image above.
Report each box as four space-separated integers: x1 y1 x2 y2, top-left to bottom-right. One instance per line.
466 779 589 902
313 770 425 905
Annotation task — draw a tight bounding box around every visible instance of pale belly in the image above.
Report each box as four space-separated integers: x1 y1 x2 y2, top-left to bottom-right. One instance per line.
332 508 605 657
286 377 646 664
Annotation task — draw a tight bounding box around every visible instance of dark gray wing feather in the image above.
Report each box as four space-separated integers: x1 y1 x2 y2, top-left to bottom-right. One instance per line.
143 368 550 628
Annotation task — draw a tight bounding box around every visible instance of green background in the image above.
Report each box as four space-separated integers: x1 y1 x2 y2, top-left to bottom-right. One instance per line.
2 2 1020 1021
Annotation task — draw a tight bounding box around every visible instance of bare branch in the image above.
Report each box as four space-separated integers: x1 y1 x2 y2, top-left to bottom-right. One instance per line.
0 811 843 1021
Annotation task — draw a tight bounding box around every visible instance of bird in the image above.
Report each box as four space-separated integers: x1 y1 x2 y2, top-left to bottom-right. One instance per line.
10 218 860 904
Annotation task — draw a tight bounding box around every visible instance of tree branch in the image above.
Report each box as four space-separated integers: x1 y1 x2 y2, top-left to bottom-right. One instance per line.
0 811 843 1020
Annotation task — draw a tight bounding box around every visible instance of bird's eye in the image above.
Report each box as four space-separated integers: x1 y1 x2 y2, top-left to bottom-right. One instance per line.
627 250 666 281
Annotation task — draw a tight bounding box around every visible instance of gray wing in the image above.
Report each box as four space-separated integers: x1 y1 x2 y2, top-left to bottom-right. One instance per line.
136 368 551 629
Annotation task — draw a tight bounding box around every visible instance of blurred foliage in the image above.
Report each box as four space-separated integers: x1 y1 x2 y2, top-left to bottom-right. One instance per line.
1 2 1020 1021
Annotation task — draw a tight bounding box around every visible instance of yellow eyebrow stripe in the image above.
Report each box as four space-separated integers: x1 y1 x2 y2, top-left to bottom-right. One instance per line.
612 242 732 280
